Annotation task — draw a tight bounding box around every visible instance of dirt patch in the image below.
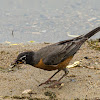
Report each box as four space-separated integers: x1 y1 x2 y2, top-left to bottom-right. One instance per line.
0 41 100 100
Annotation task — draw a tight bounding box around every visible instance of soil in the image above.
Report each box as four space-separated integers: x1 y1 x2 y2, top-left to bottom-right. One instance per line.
0 41 100 100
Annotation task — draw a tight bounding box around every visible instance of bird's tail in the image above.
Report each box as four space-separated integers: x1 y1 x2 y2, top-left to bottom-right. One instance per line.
84 27 100 39
58 27 100 45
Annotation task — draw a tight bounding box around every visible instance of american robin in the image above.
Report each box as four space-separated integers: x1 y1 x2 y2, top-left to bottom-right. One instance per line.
11 27 100 88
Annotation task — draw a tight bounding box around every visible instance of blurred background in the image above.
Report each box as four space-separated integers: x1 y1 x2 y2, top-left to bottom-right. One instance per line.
0 0 100 43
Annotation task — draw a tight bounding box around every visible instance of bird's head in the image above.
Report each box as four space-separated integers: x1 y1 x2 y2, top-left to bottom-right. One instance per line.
10 51 34 68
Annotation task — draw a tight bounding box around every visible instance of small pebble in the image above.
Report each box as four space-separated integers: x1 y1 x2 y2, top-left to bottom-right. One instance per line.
88 75 91 77
61 83 64 86
95 62 98 65
22 89 32 94
84 56 88 59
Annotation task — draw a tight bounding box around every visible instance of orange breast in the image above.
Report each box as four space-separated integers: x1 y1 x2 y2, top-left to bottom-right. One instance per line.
57 56 73 69
34 56 73 71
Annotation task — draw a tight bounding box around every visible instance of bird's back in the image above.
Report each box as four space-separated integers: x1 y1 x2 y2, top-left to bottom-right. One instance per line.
33 27 100 70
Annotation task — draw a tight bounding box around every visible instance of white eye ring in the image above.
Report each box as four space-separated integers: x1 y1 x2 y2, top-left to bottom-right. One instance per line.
19 55 26 60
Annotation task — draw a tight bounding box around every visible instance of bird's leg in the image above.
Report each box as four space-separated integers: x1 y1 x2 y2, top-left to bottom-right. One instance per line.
39 70 60 86
48 68 69 88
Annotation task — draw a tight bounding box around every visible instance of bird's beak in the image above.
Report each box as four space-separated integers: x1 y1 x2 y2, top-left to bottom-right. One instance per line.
10 60 23 68
10 62 17 68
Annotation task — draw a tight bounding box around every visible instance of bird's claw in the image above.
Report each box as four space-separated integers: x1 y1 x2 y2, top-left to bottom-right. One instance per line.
45 81 63 88
39 79 57 86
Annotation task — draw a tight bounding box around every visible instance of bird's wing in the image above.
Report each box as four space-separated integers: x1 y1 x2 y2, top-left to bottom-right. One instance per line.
43 43 72 65
34 42 70 65
43 38 86 65
35 37 85 65
34 27 100 65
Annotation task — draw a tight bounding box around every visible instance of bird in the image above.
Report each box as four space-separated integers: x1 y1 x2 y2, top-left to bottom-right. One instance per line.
11 27 100 88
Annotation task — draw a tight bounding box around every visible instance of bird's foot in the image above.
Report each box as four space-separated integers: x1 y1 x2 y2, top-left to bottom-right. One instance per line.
46 81 63 88
39 79 57 86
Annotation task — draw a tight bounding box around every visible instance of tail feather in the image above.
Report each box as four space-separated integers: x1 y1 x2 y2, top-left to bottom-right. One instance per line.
84 27 100 39
58 27 100 45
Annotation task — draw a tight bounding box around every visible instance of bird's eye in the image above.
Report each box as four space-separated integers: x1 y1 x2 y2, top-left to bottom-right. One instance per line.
22 57 26 60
